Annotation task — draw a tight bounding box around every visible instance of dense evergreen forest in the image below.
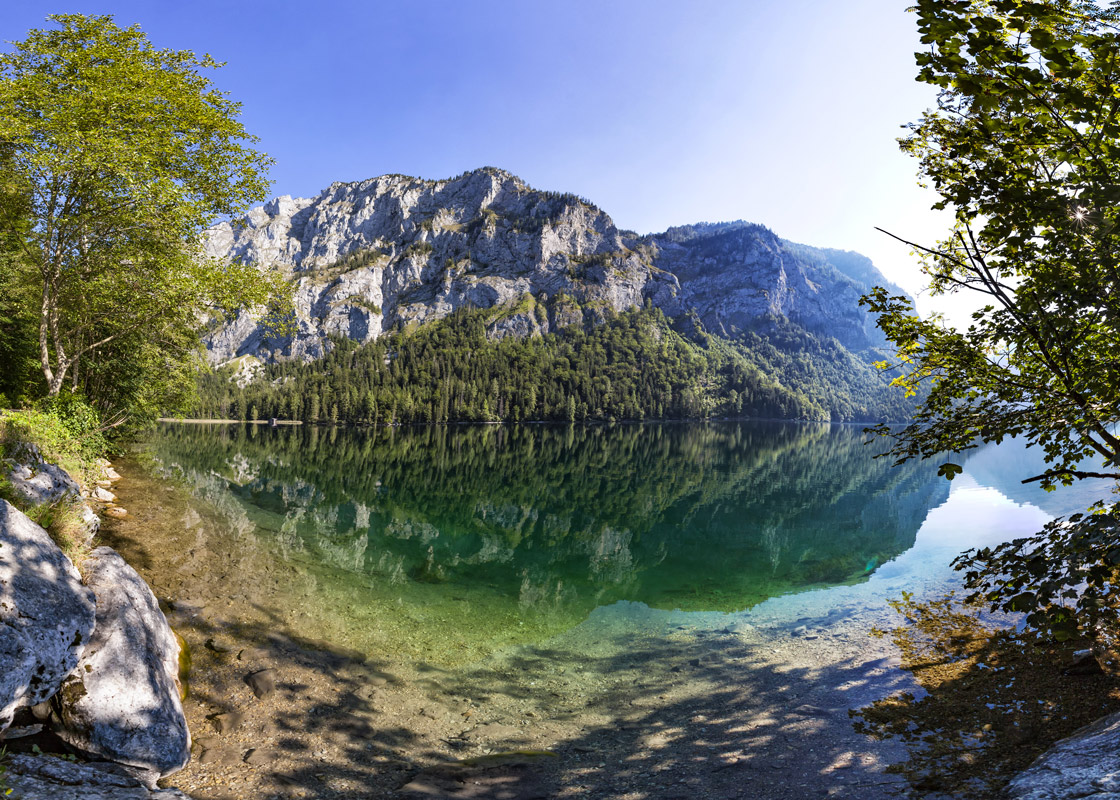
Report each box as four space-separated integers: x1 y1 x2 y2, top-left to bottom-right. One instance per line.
188 304 914 424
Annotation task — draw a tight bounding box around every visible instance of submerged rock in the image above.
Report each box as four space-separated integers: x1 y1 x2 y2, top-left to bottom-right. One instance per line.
52 547 191 786
243 668 276 699
1006 709 1120 799
399 751 559 799
0 500 96 733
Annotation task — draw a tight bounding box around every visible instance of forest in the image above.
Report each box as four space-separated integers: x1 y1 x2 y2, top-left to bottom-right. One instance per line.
188 303 915 425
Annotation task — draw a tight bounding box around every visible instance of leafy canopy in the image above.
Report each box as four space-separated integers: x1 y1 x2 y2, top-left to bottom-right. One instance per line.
863 0 1120 640
0 14 285 426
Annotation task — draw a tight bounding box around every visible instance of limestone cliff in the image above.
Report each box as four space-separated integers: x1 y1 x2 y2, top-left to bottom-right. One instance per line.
203 167 903 364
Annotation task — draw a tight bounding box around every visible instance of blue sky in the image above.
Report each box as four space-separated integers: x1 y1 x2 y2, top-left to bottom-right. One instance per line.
4 1 960 315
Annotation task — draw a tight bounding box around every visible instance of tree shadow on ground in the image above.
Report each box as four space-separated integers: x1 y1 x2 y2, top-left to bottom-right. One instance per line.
851 594 1120 799
148 607 922 800
84 455 928 799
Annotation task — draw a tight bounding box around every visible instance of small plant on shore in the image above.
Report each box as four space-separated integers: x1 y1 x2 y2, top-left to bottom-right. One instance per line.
0 462 95 570
0 745 12 796
22 497 96 570
0 399 108 487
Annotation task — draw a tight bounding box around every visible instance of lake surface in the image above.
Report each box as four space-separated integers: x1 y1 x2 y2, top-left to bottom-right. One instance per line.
113 420 1119 799
139 420 1107 666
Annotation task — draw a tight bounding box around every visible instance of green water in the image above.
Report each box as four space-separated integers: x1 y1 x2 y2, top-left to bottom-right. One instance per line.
144 421 950 659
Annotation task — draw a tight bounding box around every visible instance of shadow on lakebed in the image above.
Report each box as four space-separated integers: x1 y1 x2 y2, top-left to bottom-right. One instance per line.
95 429 931 799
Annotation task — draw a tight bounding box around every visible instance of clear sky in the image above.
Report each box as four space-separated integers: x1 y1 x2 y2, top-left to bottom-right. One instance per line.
3 0 963 318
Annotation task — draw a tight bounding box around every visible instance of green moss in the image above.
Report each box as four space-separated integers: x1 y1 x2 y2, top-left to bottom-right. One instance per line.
341 296 382 315
485 293 537 323
302 248 390 284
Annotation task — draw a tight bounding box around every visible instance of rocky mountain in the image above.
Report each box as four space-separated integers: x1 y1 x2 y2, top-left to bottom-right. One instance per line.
203 167 905 364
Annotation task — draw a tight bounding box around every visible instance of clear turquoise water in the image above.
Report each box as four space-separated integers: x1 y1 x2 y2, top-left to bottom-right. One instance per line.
143 421 1112 665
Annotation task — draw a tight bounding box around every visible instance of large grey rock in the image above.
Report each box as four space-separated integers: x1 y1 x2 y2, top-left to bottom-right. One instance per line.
3 753 193 800
202 168 906 370
0 500 95 732
52 547 191 786
4 456 100 541
1006 710 1120 799
6 459 81 506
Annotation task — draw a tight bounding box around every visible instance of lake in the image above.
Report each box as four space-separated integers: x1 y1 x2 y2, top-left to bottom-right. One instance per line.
105 420 1112 799
135 420 1109 663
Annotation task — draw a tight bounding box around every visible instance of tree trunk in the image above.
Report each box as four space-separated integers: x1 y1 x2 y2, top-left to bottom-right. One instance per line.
39 281 57 393
39 281 69 396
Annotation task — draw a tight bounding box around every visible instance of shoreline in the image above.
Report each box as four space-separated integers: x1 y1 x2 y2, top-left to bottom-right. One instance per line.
157 418 304 425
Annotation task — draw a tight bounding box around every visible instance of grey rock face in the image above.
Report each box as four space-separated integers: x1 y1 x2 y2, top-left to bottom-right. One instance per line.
203 167 673 364
0 501 96 732
3 753 193 800
52 547 191 786
203 169 905 368
647 222 901 350
1006 710 1120 799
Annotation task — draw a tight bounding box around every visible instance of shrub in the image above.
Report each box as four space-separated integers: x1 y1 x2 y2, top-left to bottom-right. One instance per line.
0 399 108 486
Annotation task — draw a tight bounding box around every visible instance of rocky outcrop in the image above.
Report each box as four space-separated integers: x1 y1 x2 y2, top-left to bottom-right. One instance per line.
5 445 99 540
2 753 192 800
1006 709 1120 799
203 168 903 366
204 168 678 363
0 500 96 733
52 547 191 787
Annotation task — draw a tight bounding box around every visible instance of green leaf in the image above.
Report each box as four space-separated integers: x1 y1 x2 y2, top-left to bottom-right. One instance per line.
937 463 964 480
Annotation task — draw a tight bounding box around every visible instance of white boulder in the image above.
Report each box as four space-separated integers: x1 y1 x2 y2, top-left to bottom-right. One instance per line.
52 547 190 786
0 500 96 732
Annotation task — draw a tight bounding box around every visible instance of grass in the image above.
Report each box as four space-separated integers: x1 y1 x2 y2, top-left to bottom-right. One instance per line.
0 409 104 570
25 498 96 571
0 473 97 571
0 409 104 487
0 745 10 796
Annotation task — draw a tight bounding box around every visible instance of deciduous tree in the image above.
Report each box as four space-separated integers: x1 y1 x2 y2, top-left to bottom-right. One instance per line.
0 14 284 424
864 0 1120 639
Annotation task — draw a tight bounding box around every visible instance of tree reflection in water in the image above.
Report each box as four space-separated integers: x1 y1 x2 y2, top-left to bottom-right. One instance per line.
149 421 946 626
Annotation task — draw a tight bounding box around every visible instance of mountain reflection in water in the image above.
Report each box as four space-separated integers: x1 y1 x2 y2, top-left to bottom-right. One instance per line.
149 421 948 619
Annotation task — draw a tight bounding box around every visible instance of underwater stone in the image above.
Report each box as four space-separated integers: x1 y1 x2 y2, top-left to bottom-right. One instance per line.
244 668 276 699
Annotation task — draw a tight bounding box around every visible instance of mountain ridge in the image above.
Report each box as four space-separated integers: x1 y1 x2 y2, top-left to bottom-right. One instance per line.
203 167 906 365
